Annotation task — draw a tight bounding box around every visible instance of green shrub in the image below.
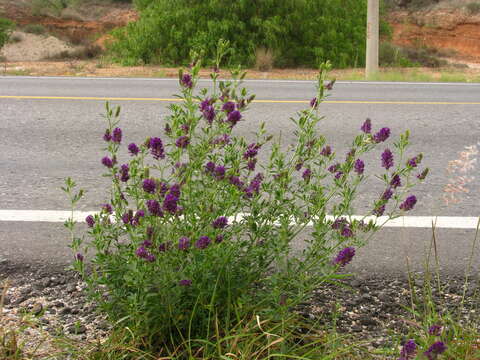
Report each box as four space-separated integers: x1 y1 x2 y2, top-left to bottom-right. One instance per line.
23 24 47 35
65 51 427 354
109 0 369 68
0 18 14 49
380 42 416 67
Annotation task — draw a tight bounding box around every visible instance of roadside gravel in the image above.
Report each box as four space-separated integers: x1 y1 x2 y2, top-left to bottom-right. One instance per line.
1 260 479 358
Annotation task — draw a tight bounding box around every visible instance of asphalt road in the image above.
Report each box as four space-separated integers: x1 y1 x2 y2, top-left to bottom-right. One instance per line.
1 76 479 276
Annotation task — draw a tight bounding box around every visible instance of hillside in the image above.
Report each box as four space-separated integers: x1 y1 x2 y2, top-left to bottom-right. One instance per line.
0 0 480 71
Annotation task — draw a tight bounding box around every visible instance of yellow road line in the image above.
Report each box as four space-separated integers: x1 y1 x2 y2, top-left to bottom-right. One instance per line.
1 95 479 105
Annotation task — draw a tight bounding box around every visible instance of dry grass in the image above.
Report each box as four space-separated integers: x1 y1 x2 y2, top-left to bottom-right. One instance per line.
254 47 274 72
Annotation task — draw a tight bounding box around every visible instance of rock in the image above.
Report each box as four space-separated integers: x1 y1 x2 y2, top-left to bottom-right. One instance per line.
60 307 72 315
31 303 43 316
66 284 77 293
67 324 87 335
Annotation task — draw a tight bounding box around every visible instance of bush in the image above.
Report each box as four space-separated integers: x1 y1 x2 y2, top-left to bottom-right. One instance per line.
109 0 369 68
65 50 427 354
23 24 47 35
0 18 14 49
466 2 480 14
380 42 416 67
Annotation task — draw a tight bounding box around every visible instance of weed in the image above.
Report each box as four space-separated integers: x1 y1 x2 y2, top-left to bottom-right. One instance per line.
23 24 47 35
254 47 274 72
466 2 480 14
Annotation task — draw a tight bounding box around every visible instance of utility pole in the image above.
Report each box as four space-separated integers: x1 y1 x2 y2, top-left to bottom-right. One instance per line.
366 0 379 78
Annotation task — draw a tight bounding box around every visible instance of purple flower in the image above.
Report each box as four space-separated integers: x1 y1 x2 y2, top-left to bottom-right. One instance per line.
149 137 165 160
428 324 443 336
417 168 429 180
85 215 95 228
142 178 156 193
302 168 312 181
361 118 372 133
310 97 318 109
333 247 355 266
158 243 167 252
424 341 446 359
247 159 257 171
245 173 263 197
321 146 332 156
390 174 402 188
181 74 193 88
335 171 343 179
222 101 236 113
132 210 145 226
163 193 179 214
178 236 190 250
373 204 385 216
328 163 340 173
164 123 171 135
382 188 393 201
214 165 225 180
179 279 192 286
169 183 181 198
146 199 163 217
215 234 224 243
400 195 417 211
381 149 394 170
180 124 189 133
229 175 244 189
120 164 129 182
75 253 84 262
205 161 216 174
212 216 228 229
101 203 112 214
295 162 303 171
200 98 212 111
331 218 347 230
345 149 356 160
142 240 152 248
175 135 190 148
112 127 122 143
128 143 139 156
103 129 112 142
146 254 156 262
227 110 242 126
195 236 211 249
243 143 260 159
101 156 113 168
354 159 364 175
407 157 419 168
135 246 148 258
122 211 132 225
203 105 216 124
373 127 390 143
212 134 230 146
341 227 353 237
399 339 416 359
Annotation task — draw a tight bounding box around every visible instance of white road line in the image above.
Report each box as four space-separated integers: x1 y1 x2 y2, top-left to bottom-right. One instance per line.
0 210 478 229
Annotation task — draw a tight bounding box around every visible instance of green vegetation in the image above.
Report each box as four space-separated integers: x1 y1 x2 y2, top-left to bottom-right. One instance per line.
0 18 14 49
22 23 47 35
109 0 369 68
466 2 480 14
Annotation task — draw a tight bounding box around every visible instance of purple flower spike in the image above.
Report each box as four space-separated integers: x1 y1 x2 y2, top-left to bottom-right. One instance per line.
179 279 192 286
222 101 236 113
75 253 84 262
335 171 343 179
333 247 355 266
417 168 429 180
341 227 353 238
407 157 419 168
328 163 340 173
181 74 193 89
158 243 167 252
214 165 226 180
381 149 394 170
390 174 402 188
142 178 156 193
399 339 417 359
203 105 216 124
247 159 257 171
128 143 139 156
101 203 112 214
85 215 95 228
424 341 446 360
146 199 163 217
120 164 129 182
205 161 215 174
200 98 212 111
142 240 152 248
146 254 156 262
373 204 386 216
103 129 112 142
428 324 443 336
195 236 211 249
382 188 393 201
302 168 312 182
361 118 372 133
135 246 148 258
354 159 364 175
215 234 224 243
163 193 179 214
310 97 318 109
373 127 390 143
243 143 260 159
227 110 242 127
176 135 190 148
112 127 122 143
149 137 165 160
400 195 417 211
178 236 190 250
321 146 332 157
212 216 228 229
101 156 113 168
